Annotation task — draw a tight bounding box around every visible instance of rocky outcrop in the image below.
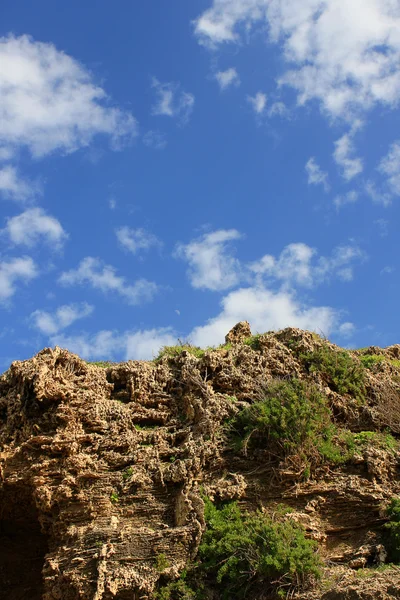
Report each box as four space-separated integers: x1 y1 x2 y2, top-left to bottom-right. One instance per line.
1 326 400 599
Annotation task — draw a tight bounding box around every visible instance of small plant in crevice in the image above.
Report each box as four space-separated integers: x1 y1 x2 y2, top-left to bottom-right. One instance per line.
384 498 400 563
122 467 134 481
155 553 170 573
300 346 366 401
110 491 119 504
197 498 321 599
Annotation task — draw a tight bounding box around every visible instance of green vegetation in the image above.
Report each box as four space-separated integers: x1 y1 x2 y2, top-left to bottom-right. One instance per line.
110 491 119 504
122 467 133 481
155 576 196 600
231 379 332 460
358 352 400 371
155 553 170 573
229 377 399 470
88 361 114 368
155 498 320 599
198 498 321 599
353 430 397 452
355 564 395 579
134 423 158 431
385 498 400 562
155 344 205 361
243 334 262 350
359 354 386 369
300 346 366 400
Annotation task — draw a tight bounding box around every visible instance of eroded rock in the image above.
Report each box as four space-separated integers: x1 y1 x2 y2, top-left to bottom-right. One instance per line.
0 328 400 599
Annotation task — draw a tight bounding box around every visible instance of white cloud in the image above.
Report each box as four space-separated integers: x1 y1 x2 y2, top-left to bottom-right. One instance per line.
215 67 240 90
365 180 392 206
0 165 39 202
51 327 177 361
0 256 38 300
125 328 177 360
4 207 67 248
51 330 122 360
175 229 243 291
143 130 167 150
247 92 267 114
338 321 355 338
333 132 363 180
31 302 93 335
334 190 359 209
379 140 400 196
194 0 400 119
250 242 364 287
151 78 195 124
116 227 161 254
305 158 329 191
0 34 137 159
190 286 339 347
59 257 158 305
250 243 315 286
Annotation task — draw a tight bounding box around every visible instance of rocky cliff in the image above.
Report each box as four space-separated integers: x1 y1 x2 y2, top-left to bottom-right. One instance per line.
1 323 400 600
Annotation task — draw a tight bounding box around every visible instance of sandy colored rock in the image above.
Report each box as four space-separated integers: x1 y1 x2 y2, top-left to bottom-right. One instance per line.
0 327 400 599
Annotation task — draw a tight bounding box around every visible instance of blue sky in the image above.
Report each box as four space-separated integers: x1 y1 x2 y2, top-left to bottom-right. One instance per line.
1 0 400 366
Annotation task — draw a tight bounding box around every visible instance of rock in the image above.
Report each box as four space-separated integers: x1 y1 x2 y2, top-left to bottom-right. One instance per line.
225 320 252 344
0 326 400 599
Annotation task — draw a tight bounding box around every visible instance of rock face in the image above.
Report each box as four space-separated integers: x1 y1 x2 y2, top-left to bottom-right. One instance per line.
1 326 400 599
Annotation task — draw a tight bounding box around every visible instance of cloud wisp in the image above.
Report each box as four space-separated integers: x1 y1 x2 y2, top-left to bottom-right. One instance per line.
305 158 330 192
31 302 94 335
116 227 161 255
151 78 195 124
59 257 158 305
0 256 38 301
0 165 41 202
214 67 240 90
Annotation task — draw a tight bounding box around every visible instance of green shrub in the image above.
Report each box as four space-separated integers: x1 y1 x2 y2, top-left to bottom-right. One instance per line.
198 498 321 599
360 354 386 369
155 345 205 360
300 347 366 400
353 431 397 452
243 334 262 350
231 379 331 459
155 580 196 600
385 498 400 562
319 430 398 466
317 428 355 465
155 553 170 573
